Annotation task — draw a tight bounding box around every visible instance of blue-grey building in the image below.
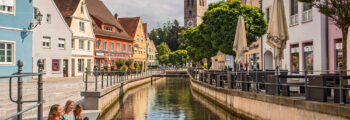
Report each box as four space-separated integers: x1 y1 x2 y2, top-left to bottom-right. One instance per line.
0 0 34 76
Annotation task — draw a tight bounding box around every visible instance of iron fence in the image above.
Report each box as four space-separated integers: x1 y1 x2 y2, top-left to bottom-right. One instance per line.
0 60 45 120
188 65 350 105
82 67 165 92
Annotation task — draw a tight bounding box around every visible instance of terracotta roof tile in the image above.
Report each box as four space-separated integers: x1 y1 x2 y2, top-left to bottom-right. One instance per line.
118 17 141 38
86 0 133 41
54 0 80 26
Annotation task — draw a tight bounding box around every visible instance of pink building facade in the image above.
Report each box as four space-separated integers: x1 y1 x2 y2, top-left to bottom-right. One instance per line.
328 18 350 72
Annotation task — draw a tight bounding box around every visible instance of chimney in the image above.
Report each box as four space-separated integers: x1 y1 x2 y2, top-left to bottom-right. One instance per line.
114 13 118 20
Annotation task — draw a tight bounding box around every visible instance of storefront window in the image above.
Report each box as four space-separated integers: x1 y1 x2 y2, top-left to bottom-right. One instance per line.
303 43 313 74
335 39 342 70
291 45 299 73
52 59 60 72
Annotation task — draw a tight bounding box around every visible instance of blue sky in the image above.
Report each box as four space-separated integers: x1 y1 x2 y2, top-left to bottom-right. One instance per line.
102 0 222 32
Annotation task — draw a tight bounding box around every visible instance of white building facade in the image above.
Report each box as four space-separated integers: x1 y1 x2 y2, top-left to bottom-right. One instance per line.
262 0 328 75
33 0 73 78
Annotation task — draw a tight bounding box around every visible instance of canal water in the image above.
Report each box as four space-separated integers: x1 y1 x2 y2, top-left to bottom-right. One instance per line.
100 78 244 120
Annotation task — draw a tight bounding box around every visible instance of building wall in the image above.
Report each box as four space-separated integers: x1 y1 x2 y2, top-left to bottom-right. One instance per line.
133 20 147 70
262 0 327 75
244 39 262 71
184 0 207 27
94 35 133 70
147 40 157 67
0 0 33 76
328 19 350 72
33 0 73 78
70 0 95 76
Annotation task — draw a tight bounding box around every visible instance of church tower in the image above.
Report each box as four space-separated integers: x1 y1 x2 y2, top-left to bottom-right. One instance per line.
184 0 207 27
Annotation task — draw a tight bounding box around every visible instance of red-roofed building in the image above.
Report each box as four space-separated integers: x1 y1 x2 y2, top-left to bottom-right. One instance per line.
85 0 134 70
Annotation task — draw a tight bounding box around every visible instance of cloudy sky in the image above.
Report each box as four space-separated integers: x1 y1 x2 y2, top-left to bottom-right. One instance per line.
102 0 222 32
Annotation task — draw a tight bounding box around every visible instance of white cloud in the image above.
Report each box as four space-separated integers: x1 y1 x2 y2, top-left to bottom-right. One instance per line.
101 0 221 32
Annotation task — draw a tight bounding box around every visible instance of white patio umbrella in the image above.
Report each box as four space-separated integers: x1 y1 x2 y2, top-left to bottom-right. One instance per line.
233 15 248 71
266 0 289 71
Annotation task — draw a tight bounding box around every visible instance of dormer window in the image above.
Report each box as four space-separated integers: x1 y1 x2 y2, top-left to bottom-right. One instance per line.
104 26 113 32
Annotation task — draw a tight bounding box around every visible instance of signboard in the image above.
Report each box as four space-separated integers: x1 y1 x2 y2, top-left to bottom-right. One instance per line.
96 52 104 56
291 47 299 53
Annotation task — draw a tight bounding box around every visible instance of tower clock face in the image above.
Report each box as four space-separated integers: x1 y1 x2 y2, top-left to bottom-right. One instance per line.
187 20 193 27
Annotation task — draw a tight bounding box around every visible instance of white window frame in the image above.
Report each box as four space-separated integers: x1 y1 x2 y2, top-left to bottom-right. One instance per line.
123 44 126 52
0 40 15 65
137 35 139 42
128 45 132 52
302 4 312 22
79 21 85 32
103 41 108 51
117 43 121 52
42 37 51 48
104 26 113 32
78 59 84 73
0 0 15 15
79 40 84 50
110 42 115 51
96 40 101 50
58 38 65 49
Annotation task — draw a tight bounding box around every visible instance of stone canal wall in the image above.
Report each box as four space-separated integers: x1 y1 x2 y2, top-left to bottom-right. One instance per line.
190 79 350 120
81 76 160 111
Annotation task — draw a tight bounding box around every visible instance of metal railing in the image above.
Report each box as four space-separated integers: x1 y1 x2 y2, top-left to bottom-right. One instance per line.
82 67 165 92
188 64 350 105
1 60 45 120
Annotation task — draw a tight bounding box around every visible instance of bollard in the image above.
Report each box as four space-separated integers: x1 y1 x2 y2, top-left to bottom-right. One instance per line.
37 59 44 120
305 70 309 100
17 60 23 120
338 63 345 105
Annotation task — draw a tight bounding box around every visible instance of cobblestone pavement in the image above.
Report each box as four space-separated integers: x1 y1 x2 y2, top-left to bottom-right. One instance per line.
0 70 163 119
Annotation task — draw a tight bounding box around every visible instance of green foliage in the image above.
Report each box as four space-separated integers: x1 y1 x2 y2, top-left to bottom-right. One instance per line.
149 20 186 51
120 65 128 71
125 60 133 68
115 59 125 69
200 1 267 55
183 26 218 63
156 42 171 65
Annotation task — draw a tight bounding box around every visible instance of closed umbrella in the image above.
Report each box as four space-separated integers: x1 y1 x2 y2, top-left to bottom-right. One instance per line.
233 15 248 71
266 0 289 70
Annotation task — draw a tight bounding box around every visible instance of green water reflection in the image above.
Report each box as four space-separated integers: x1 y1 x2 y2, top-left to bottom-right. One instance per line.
106 78 244 120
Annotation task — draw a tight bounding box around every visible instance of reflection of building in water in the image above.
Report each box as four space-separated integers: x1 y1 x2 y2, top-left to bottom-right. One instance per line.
132 87 149 120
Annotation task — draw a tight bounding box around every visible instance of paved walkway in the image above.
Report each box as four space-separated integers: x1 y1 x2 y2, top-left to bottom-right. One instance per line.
0 70 163 119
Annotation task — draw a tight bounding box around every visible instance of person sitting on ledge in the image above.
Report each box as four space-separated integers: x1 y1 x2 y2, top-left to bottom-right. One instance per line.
61 100 75 120
48 104 62 120
74 104 89 120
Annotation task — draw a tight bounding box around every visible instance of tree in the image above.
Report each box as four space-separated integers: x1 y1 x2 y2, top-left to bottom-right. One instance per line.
125 60 133 69
156 42 171 65
183 26 218 69
298 0 350 72
200 1 267 55
149 20 185 51
115 59 125 70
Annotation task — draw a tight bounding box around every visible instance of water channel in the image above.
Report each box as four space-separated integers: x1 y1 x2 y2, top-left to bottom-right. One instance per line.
100 77 245 120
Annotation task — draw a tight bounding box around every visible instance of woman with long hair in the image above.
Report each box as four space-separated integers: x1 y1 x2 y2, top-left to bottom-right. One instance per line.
73 104 83 120
48 104 62 120
61 100 75 120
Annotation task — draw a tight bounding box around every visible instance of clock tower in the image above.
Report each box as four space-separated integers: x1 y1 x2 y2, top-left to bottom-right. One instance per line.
184 0 207 27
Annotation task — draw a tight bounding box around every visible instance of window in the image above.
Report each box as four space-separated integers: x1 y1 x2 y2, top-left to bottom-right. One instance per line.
302 3 312 22
71 39 74 49
42 37 51 48
33 8 38 19
187 0 190 6
123 44 126 52
290 0 299 26
191 0 194 6
47 14 51 24
134 47 137 53
42 59 46 71
110 42 115 51
0 42 14 64
78 59 84 72
303 43 313 74
87 59 91 71
128 45 132 52
141 36 143 42
87 41 90 50
0 0 14 14
81 4 84 14
117 43 121 52
79 21 85 32
291 45 299 73
189 11 192 17
79 40 84 50
96 40 101 50
52 59 60 72
104 26 113 32
266 7 271 23
58 38 65 49
335 39 342 70
144 48 146 54
103 41 107 51
137 35 139 42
